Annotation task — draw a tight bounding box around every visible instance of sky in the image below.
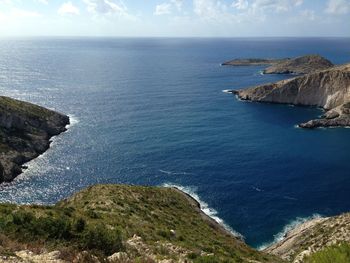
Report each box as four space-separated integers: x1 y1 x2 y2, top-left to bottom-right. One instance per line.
0 0 349 37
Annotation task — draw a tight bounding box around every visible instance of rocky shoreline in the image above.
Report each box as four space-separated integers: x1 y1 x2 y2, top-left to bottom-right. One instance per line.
264 212 350 263
171 187 243 240
0 96 69 183
229 63 350 128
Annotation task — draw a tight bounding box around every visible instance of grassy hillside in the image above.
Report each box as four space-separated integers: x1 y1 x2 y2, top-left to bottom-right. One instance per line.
0 184 283 262
304 242 350 263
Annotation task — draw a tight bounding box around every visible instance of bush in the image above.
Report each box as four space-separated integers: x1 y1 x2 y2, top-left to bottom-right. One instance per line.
82 224 123 255
74 218 86 233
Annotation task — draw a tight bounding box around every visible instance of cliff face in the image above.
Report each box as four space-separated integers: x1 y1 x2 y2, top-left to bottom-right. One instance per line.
233 64 350 128
0 96 69 182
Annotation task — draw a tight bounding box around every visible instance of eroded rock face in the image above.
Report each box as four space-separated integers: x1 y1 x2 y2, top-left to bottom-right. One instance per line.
0 96 69 182
232 64 350 128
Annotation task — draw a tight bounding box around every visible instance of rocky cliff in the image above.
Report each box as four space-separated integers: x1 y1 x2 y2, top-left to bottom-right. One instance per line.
232 63 350 128
0 96 69 182
265 213 350 263
222 55 333 75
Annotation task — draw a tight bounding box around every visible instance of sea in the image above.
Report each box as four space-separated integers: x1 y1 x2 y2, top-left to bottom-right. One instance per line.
0 37 349 249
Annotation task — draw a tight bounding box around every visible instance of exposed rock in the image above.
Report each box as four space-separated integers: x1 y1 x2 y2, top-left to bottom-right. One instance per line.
73 251 100 263
107 252 129 262
0 250 68 263
232 63 350 128
263 55 333 74
265 213 350 262
0 96 69 182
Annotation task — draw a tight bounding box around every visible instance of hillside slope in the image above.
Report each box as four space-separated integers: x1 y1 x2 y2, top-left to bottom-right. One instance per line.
0 184 283 263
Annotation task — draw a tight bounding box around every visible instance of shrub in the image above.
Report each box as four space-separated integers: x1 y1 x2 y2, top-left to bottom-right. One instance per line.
82 224 123 255
74 218 86 233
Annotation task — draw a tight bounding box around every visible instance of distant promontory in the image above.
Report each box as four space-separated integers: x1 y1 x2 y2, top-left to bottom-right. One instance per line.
0 96 69 183
224 55 350 128
222 55 334 75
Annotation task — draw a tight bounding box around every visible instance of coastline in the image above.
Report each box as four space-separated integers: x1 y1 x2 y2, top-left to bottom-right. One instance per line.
167 185 244 240
0 96 70 183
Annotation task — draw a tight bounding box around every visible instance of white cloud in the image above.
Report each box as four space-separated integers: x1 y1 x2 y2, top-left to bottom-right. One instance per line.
193 0 228 19
294 0 303 6
232 0 249 10
251 0 303 13
83 0 128 15
58 2 80 16
36 0 48 4
325 0 350 14
154 3 172 15
171 0 183 10
154 0 183 16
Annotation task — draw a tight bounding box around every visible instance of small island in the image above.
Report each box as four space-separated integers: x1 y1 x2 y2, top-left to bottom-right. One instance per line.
222 55 334 75
0 96 69 183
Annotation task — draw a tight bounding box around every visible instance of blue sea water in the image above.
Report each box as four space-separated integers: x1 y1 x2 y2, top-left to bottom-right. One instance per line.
0 37 350 248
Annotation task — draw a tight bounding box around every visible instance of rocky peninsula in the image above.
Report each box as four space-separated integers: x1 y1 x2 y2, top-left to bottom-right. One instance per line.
231 63 350 128
0 96 69 183
222 55 334 75
265 213 350 263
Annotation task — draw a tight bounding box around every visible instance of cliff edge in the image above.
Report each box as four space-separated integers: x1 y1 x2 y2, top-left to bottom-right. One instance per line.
232 63 350 128
0 96 69 182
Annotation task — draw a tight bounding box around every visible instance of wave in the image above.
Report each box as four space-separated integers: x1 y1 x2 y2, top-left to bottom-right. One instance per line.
283 195 298 201
159 170 193 175
67 114 80 128
257 213 322 250
162 183 243 239
222 89 233 94
251 186 263 192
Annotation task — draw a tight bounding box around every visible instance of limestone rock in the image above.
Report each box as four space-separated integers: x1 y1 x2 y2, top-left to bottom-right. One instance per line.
233 63 350 128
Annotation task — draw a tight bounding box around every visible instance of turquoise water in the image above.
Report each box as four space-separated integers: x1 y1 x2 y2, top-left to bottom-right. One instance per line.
0 37 349 248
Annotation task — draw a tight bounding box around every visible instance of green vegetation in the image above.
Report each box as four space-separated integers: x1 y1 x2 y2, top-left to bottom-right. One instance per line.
0 96 56 120
0 184 283 262
304 243 350 263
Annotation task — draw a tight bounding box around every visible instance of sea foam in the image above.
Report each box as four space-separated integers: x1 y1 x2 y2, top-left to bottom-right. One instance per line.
67 114 80 128
162 183 243 239
257 213 322 250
